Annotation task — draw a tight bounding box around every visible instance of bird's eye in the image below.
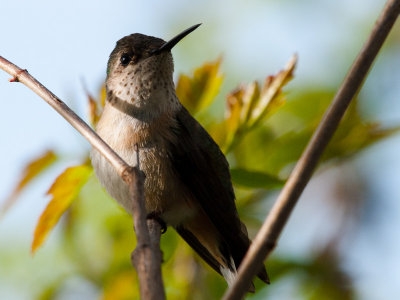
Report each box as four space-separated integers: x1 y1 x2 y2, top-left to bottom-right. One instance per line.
120 54 132 66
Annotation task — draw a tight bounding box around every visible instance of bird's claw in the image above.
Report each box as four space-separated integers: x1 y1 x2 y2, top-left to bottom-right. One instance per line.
146 212 167 234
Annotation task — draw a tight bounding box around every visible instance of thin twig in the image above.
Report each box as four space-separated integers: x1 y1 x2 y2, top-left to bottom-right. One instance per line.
0 57 166 299
222 0 400 299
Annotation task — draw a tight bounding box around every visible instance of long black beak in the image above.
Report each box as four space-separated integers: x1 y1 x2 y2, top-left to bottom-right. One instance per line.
152 24 201 55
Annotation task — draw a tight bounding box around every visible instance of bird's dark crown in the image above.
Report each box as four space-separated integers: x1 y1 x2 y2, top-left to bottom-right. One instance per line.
106 24 201 77
107 34 166 75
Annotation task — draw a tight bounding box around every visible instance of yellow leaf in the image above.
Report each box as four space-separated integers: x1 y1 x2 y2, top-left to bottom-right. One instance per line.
86 84 106 128
176 58 224 114
99 84 106 108
242 81 261 125
32 164 92 253
88 93 99 127
226 88 244 129
222 55 297 152
224 88 245 149
1 150 57 215
249 54 297 127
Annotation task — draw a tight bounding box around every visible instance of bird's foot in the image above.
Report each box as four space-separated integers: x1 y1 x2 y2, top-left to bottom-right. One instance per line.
146 211 167 234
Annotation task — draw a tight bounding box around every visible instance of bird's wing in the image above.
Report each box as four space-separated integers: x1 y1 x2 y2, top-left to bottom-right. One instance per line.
170 106 269 284
170 107 248 262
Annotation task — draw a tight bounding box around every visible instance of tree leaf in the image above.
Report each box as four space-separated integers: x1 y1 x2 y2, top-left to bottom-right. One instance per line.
86 84 106 128
1 150 57 215
248 54 297 128
176 58 223 115
233 90 400 178
324 100 400 160
32 164 92 253
224 87 246 148
222 55 297 152
230 168 284 189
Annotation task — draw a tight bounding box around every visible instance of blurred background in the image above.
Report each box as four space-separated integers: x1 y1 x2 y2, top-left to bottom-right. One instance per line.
1 0 400 299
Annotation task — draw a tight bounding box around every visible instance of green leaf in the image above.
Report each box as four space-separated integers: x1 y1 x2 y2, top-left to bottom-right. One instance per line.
233 90 400 177
32 164 92 253
324 101 400 160
230 168 284 189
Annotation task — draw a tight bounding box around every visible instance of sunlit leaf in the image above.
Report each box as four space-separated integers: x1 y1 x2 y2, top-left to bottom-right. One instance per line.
248 54 297 128
223 55 297 152
1 150 57 215
99 84 106 108
176 58 223 114
241 81 261 125
86 85 106 128
32 164 92 253
233 88 400 180
224 88 245 149
230 168 284 189
224 82 262 136
88 93 99 127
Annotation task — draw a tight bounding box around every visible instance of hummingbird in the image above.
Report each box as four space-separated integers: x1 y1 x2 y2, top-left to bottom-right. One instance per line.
90 24 269 290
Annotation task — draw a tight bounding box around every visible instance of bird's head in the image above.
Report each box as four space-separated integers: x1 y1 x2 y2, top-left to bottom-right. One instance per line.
105 24 201 115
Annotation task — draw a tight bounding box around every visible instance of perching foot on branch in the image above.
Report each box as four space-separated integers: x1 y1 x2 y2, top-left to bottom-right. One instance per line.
147 211 167 234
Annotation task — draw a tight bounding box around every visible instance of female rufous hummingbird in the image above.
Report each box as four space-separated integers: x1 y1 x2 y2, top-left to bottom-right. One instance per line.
91 24 269 290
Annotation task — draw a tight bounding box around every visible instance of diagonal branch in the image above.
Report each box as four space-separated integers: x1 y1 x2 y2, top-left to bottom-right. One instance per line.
222 0 400 299
0 57 166 300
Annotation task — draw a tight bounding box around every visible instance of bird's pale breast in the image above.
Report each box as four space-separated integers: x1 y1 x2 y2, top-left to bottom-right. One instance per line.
91 102 197 226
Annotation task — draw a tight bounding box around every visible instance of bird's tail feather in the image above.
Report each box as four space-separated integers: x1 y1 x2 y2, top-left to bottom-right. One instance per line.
176 225 259 292
219 257 256 293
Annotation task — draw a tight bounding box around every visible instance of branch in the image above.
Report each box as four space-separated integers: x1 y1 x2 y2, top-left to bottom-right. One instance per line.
222 0 400 299
131 218 165 299
129 158 166 300
0 57 165 299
